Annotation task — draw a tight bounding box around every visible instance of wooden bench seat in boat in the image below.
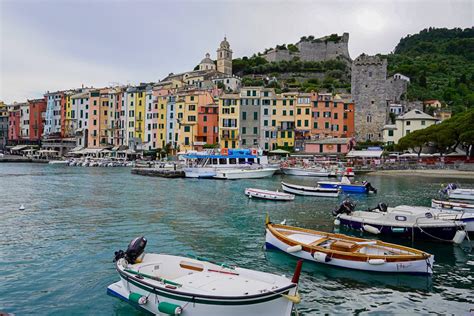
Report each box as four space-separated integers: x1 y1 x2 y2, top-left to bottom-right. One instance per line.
330 240 358 252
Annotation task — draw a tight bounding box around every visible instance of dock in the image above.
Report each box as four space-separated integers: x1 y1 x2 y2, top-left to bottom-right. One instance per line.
131 168 185 178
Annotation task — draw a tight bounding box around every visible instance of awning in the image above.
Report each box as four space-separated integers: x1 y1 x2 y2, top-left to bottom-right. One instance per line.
83 148 103 154
70 146 84 152
38 149 59 153
269 149 290 154
346 150 383 158
23 149 37 153
11 145 29 151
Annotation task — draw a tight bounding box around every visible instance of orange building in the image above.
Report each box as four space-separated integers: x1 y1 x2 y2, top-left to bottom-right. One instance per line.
196 103 219 149
311 93 354 139
28 98 47 141
88 89 109 148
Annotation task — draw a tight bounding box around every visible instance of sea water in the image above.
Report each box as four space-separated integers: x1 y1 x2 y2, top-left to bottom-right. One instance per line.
0 163 473 315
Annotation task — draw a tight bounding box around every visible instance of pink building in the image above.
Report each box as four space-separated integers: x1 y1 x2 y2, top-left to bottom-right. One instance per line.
8 103 21 142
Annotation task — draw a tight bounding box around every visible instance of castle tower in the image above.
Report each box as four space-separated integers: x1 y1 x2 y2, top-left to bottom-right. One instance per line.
351 54 388 142
217 37 232 75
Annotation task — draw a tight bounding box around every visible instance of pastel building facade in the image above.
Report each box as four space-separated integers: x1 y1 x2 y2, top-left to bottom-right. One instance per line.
383 109 438 144
28 98 47 141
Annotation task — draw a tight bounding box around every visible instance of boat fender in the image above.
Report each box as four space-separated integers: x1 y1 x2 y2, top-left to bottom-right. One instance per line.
312 251 331 263
287 245 302 253
128 292 148 305
368 259 385 265
363 224 381 235
19 204 25 210
334 218 340 226
158 301 183 315
453 230 466 244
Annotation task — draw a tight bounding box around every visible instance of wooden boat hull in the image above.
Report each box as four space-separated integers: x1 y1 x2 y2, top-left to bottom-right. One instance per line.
265 224 433 275
245 188 295 201
431 199 474 212
281 182 339 197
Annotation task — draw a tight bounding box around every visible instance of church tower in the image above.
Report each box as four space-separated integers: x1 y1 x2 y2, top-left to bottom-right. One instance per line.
217 37 232 75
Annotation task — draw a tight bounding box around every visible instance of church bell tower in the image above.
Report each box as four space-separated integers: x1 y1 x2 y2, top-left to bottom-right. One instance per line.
217 37 233 76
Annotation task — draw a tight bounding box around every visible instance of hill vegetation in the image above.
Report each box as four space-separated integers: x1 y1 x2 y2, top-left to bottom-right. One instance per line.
386 27 474 113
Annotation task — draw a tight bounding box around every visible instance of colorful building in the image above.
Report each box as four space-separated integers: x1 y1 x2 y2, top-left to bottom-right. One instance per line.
28 98 47 141
0 101 8 149
71 91 90 148
7 103 21 142
383 109 438 145
196 102 219 149
311 93 355 139
19 102 29 139
303 137 355 155
219 93 240 149
44 91 64 137
274 93 297 149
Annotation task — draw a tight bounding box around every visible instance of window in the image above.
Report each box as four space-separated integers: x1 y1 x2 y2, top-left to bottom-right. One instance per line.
297 120 301 127
421 120 425 126
264 108 268 115
253 127 258 135
297 108 301 115
203 126 207 133
313 122 318 129
272 120 276 126
388 130 394 137
242 112 246 120
406 130 410 134
272 109 276 115
305 108 310 115
283 110 287 116
188 115 196 122
325 122 330 129
264 120 268 126
304 120 309 127
290 110 294 116
184 137 189 145
334 102 338 108
406 121 411 126
242 127 246 134
343 113 347 119
343 125 347 132
253 112 258 120
334 113 338 120
184 126 190 132
288 131 292 138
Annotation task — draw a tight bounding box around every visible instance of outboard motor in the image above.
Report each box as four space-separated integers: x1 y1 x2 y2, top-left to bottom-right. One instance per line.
365 182 377 194
376 202 388 212
332 199 356 216
114 236 147 264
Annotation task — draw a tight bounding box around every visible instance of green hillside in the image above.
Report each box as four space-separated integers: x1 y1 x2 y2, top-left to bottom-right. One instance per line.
386 27 474 113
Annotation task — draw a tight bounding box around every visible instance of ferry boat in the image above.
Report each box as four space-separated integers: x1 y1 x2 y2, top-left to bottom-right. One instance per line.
108 237 303 316
333 200 467 243
265 217 434 275
182 149 273 178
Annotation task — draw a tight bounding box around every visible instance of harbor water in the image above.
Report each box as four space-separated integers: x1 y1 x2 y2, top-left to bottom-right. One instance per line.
1 163 473 315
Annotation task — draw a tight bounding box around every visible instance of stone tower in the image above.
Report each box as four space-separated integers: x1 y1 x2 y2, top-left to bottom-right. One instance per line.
217 37 232 75
351 54 388 142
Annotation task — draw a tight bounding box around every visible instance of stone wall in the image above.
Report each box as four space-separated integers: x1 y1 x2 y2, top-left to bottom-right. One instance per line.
262 33 351 63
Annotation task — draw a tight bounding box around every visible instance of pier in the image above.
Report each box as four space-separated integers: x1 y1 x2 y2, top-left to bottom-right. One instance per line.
131 168 184 178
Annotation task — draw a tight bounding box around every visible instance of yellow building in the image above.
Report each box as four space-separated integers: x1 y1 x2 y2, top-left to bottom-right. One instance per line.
156 92 168 149
219 93 240 149
64 93 73 137
273 93 297 148
135 88 146 142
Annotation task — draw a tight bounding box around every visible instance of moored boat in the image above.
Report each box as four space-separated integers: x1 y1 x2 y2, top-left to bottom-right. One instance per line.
441 183 474 201
48 160 69 165
333 200 467 243
214 167 278 179
281 182 340 197
108 237 302 316
245 188 295 201
318 176 377 194
281 167 330 177
431 199 474 212
265 218 434 275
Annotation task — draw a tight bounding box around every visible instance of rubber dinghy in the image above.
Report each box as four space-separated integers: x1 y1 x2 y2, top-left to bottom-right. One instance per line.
265 217 434 275
108 237 303 316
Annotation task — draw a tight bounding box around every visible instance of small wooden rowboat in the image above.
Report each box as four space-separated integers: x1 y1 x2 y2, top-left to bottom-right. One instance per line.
109 237 303 316
265 218 434 275
245 188 295 201
281 181 339 197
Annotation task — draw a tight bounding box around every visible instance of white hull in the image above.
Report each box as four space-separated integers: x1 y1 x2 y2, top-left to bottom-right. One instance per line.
245 188 295 201
281 182 339 197
281 167 330 177
183 167 217 178
431 199 474 212
109 253 297 316
265 229 433 274
214 168 277 179
448 189 474 201
48 160 69 165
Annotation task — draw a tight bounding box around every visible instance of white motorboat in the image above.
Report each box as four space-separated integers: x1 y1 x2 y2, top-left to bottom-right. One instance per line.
48 160 69 165
281 182 340 197
281 167 330 177
245 188 295 201
431 199 474 212
333 201 467 243
441 183 474 201
108 237 302 316
214 167 278 180
265 217 434 275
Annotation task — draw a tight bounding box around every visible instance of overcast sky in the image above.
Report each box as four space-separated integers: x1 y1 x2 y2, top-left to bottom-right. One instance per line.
0 0 472 103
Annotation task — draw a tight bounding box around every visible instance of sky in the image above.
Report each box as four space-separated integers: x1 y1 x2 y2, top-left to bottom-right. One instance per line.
0 0 473 103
